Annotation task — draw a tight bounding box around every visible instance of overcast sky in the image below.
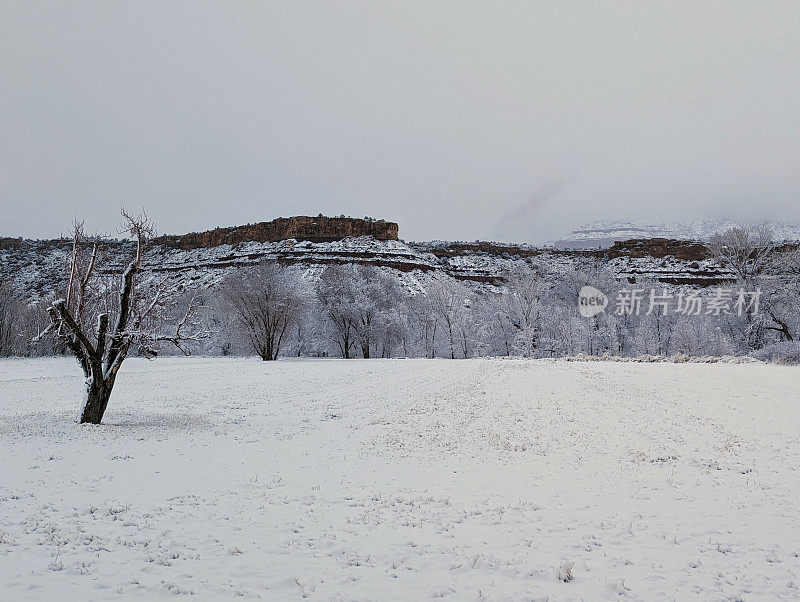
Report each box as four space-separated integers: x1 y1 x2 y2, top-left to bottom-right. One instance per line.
1 2 798 243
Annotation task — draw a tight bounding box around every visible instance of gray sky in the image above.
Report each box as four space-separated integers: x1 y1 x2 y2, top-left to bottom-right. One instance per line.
1 2 799 243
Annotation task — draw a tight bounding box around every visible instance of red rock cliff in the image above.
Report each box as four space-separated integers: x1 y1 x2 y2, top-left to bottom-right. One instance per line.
154 216 399 250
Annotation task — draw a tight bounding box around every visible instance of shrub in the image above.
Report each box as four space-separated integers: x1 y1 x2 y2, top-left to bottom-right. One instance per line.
753 341 800 365
556 560 574 582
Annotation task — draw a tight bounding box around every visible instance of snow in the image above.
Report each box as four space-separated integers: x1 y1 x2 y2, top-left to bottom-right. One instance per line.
555 219 800 248
2 233 733 307
1 357 799 599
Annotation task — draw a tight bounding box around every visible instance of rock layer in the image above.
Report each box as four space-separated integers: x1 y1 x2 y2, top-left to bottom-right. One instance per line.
154 216 398 250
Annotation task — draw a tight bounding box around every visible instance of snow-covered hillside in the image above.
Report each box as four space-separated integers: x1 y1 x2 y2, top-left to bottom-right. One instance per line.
0 234 735 304
554 219 800 249
1 357 798 599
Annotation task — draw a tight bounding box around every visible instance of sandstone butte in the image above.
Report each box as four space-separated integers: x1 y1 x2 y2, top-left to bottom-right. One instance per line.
153 216 399 250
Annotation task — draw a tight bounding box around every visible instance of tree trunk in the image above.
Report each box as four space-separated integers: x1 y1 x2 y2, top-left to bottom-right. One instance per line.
80 378 113 424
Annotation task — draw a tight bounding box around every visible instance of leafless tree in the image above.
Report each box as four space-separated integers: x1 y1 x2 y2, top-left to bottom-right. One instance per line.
427 277 470 359
37 209 208 424
317 265 358 358
349 265 399 359
220 263 306 360
409 294 438 359
501 262 550 356
0 281 30 356
708 225 775 282
759 246 800 342
315 264 405 358
480 295 515 356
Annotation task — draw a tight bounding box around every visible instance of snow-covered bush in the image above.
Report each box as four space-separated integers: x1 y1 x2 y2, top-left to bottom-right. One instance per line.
556 560 574 582
753 341 800 365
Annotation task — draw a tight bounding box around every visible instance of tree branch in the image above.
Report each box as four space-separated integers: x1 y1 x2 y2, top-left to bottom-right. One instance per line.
52 299 96 359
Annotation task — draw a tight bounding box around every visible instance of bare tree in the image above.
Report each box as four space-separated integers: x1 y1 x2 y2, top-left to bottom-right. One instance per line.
408 294 437 359
479 295 515 356
317 264 397 359
501 262 549 356
380 304 409 358
317 265 358 358
427 277 470 359
0 281 30 356
759 247 800 342
37 209 207 424
350 265 400 359
220 263 306 360
708 225 774 282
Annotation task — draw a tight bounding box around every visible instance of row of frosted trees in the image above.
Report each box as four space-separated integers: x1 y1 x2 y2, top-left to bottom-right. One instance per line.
204 243 800 361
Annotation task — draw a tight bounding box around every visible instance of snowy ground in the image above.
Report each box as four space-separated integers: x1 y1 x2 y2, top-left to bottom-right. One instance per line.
1 357 799 600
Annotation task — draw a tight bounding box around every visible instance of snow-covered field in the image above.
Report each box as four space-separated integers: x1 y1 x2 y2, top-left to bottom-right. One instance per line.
1 358 799 600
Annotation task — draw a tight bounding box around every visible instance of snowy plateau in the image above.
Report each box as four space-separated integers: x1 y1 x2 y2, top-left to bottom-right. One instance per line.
2 357 799 600
553 219 800 250
0 235 735 305
6 217 800 304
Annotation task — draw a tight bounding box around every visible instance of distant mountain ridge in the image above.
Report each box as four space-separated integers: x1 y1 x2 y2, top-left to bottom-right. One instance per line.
5 216 798 305
554 219 800 249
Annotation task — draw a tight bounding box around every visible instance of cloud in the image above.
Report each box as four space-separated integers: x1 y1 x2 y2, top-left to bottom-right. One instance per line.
493 179 567 243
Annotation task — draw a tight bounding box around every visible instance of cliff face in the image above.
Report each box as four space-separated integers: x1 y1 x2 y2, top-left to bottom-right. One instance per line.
599 238 710 261
0 237 24 250
154 216 399 250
